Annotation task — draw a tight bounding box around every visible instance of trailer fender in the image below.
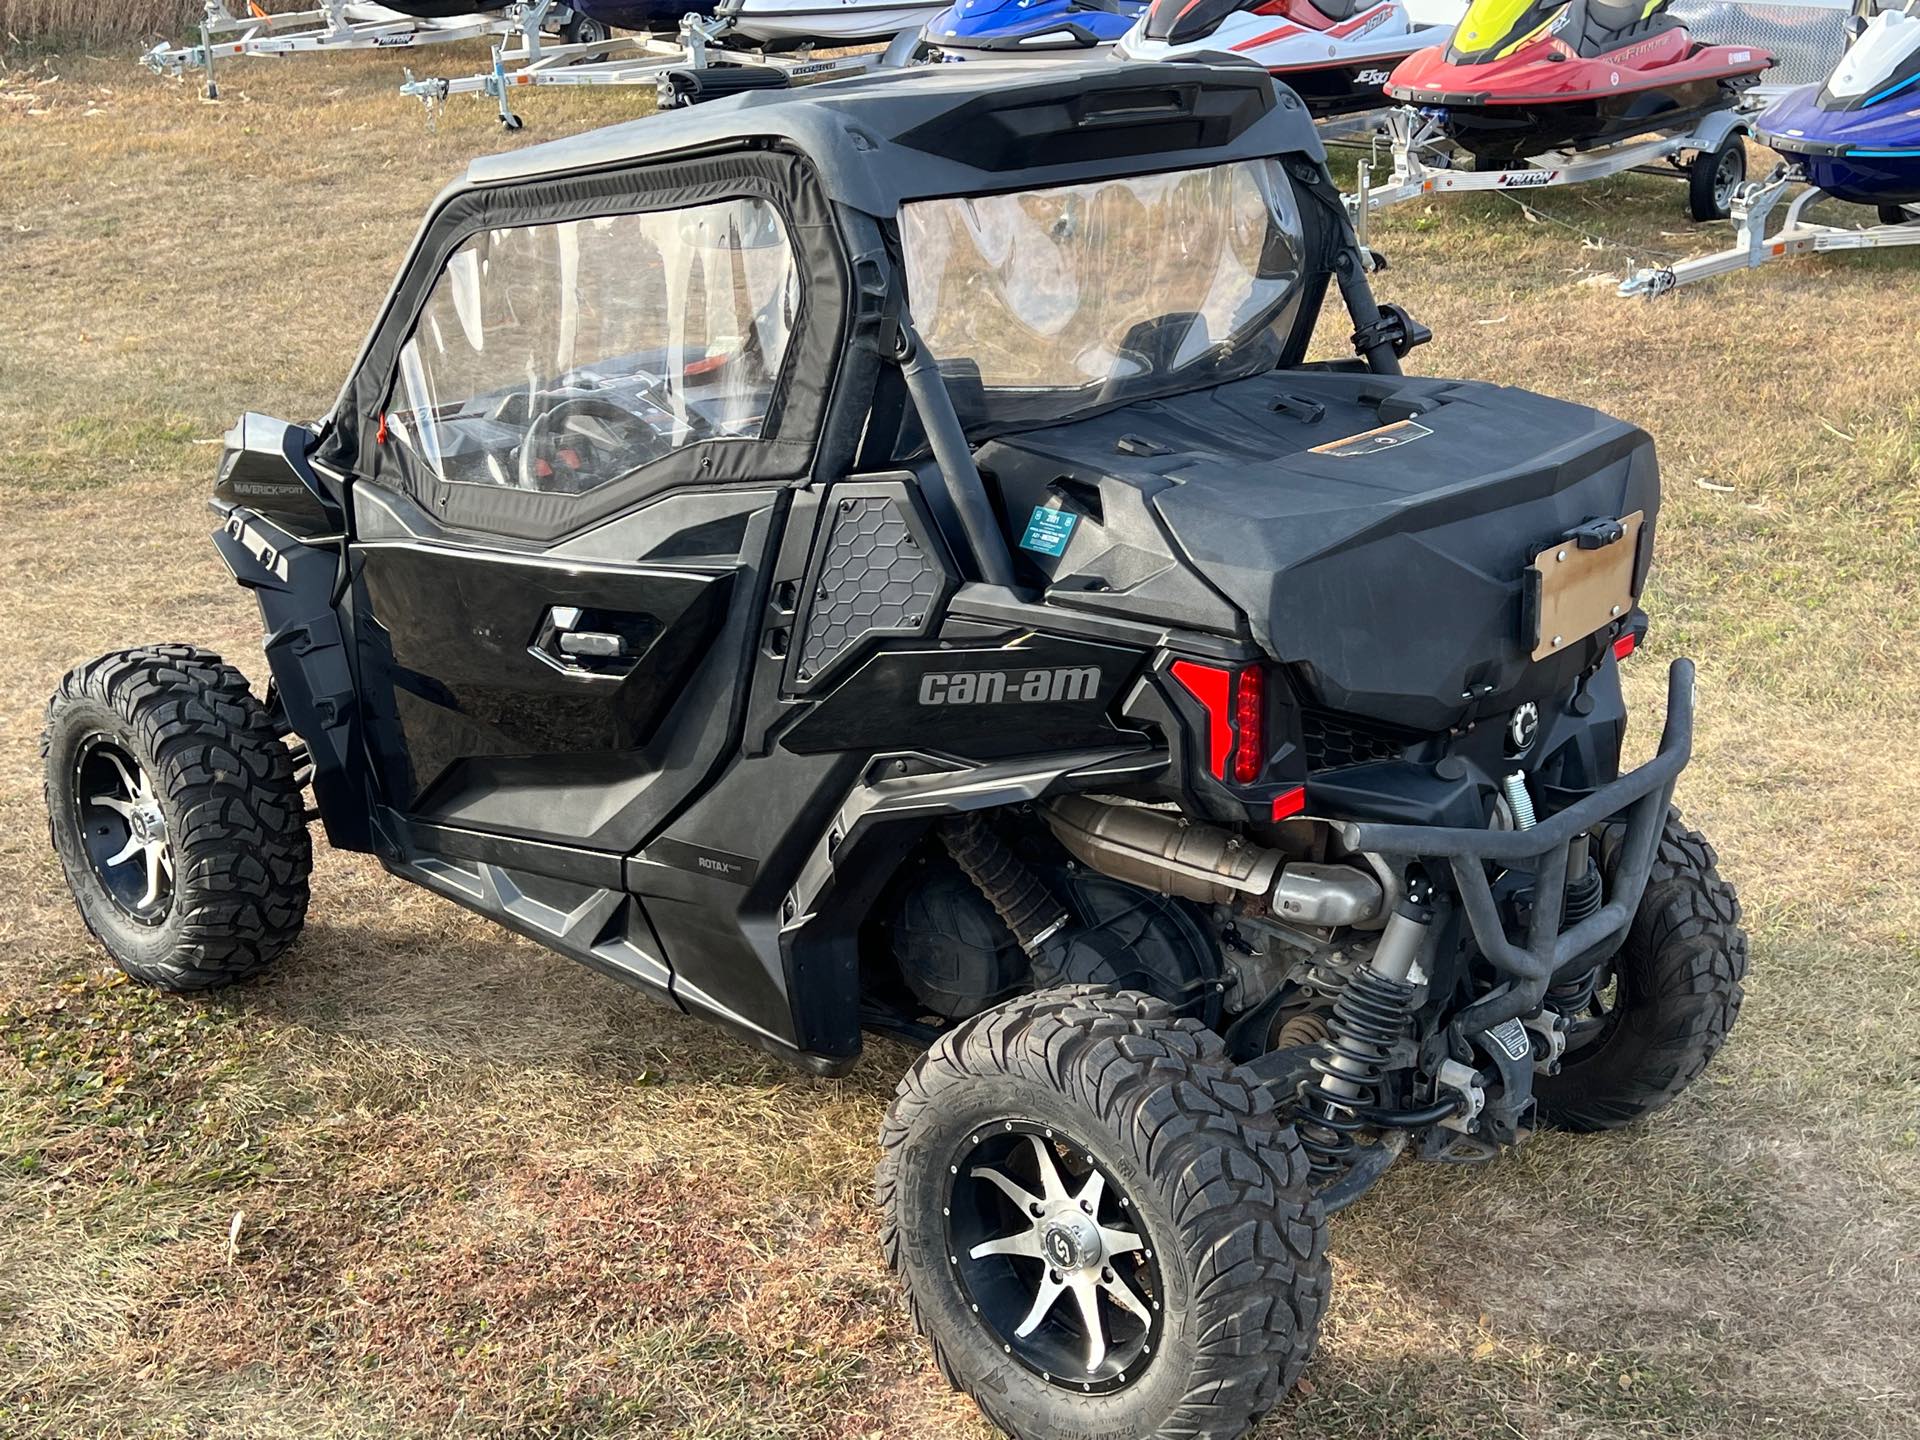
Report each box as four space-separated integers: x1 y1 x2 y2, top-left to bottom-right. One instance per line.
1684 108 1750 155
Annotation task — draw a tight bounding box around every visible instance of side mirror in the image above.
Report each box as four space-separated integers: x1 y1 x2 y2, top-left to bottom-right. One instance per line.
214 413 334 533
1844 11 1867 40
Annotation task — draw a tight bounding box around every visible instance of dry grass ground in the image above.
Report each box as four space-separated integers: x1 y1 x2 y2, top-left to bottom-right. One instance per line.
0 37 1916 1440
0 1 312 47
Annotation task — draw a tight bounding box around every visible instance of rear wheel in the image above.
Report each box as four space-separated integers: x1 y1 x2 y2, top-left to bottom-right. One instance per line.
1534 813 1746 1131
42 646 311 991
878 988 1327 1440
1688 133 1746 221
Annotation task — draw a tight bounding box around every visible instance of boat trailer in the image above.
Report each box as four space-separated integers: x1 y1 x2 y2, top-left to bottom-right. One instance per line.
1618 166 1920 295
1346 104 1763 244
142 1 573 100
398 2 919 127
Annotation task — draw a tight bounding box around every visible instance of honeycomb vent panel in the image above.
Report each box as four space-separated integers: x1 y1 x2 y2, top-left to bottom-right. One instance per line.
795 494 944 685
1301 710 1407 772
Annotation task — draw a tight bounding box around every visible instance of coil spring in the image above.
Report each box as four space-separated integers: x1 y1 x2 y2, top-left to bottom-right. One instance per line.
1546 966 1603 1015
1563 856 1604 928
1292 966 1421 1178
1544 857 1607 1014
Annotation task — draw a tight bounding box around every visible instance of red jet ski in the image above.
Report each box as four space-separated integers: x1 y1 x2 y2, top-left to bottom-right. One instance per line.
1386 0 1772 164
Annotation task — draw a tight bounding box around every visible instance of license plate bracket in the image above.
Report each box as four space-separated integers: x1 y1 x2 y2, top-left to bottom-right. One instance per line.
1523 511 1643 662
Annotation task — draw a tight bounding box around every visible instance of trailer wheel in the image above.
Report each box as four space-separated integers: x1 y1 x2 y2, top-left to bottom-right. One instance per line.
42 646 311 992
878 987 1327 1440
1688 133 1745 221
562 13 612 58
1877 203 1918 226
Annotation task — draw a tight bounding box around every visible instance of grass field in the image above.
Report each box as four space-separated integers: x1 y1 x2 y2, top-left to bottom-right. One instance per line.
1 38 1917 1440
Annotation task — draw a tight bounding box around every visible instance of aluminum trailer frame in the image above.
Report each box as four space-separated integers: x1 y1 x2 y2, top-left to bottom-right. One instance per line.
399 4 917 127
1618 165 1920 294
143 1 569 100
1345 103 1759 247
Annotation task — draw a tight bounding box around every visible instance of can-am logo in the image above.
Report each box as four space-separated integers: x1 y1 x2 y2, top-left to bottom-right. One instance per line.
918 667 1100 706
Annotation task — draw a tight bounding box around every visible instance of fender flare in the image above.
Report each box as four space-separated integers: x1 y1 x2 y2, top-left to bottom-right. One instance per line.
211 508 375 852
777 746 1170 1057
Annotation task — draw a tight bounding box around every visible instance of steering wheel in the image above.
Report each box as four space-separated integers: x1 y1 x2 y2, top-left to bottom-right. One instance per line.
516 390 694 493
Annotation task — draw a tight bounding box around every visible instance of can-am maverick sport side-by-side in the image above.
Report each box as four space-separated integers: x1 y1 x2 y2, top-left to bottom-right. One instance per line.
43 63 1745 1440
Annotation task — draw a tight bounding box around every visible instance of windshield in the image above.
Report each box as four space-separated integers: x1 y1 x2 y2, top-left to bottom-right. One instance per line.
899 159 1308 434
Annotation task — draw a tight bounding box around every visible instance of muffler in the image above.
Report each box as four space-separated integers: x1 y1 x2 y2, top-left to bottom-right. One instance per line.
1042 796 1382 926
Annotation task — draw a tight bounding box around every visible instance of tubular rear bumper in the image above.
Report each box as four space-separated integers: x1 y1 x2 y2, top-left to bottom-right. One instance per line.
1333 658 1695 1034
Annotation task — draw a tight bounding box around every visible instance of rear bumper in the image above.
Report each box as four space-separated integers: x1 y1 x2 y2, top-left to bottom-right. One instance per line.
1333 657 1694 1032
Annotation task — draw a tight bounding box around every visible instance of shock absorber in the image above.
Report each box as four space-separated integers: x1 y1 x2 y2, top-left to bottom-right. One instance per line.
1546 832 1606 1014
1560 832 1603 927
1292 887 1432 1179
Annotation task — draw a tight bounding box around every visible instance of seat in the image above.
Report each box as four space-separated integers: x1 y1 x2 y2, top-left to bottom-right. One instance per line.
1307 0 1375 20
1584 0 1651 27
1569 0 1691 56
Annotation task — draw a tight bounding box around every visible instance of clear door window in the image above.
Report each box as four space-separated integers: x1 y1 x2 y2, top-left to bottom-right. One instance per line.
390 197 799 496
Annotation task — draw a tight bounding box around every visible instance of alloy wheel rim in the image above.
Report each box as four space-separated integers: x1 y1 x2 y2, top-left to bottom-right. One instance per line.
73 738 175 924
945 1122 1164 1393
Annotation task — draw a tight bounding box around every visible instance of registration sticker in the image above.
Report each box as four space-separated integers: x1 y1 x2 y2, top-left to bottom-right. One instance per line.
1308 419 1433 458
1020 505 1079 557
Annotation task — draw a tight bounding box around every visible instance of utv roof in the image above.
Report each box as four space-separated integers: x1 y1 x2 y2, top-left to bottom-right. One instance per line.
465 60 1328 217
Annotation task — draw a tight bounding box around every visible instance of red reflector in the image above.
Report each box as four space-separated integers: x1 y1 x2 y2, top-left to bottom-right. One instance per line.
1169 661 1232 780
1231 665 1264 784
1271 786 1307 822
1613 632 1638 661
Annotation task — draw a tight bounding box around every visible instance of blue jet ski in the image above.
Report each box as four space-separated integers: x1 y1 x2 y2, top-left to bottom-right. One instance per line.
1757 0 1920 220
919 0 1146 58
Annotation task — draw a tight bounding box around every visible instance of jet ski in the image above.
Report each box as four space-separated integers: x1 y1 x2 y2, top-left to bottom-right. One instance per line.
372 0 515 16
725 0 955 43
548 0 722 36
1386 0 1774 164
1115 0 1466 117
920 0 1146 59
1756 0 1920 219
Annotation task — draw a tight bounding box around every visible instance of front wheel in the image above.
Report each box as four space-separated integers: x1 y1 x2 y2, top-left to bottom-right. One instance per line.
878 988 1327 1440
1534 812 1747 1132
42 646 311 991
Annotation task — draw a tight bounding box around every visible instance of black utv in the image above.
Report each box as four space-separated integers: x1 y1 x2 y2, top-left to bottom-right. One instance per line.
43 63 1745 1440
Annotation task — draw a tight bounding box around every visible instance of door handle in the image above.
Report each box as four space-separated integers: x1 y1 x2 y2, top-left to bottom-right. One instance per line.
556 631 628 660
532 606 653 677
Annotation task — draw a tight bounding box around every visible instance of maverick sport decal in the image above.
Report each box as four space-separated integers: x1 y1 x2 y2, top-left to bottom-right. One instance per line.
919 666 1102 706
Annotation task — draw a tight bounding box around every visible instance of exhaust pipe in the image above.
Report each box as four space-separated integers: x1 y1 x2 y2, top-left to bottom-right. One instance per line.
1042 796 1382 927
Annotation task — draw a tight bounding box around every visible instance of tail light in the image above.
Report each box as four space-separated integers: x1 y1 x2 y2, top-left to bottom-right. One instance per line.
1613 631 1638 661
1169 660 1268 784
1231 665 1264 784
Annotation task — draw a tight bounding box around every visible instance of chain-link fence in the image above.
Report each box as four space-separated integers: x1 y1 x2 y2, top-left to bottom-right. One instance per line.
1669 0 1853 89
